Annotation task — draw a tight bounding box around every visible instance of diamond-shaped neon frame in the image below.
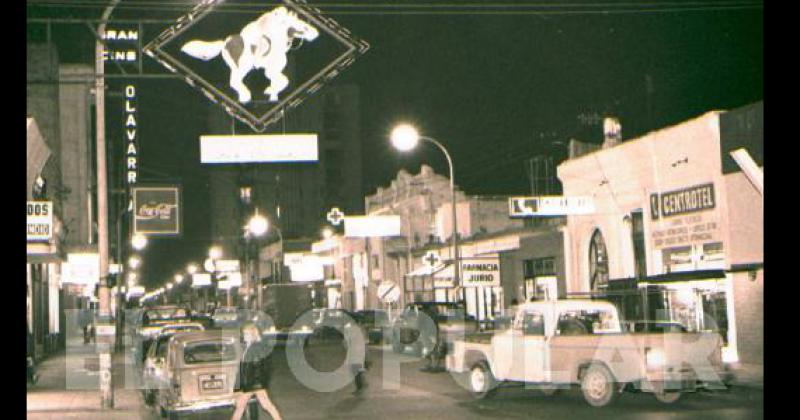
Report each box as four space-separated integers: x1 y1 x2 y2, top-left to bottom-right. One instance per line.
143 0 369 132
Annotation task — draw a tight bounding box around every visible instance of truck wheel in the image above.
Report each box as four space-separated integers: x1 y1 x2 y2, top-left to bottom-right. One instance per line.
654 391 682 404
469 361 498 399
580 364 617 407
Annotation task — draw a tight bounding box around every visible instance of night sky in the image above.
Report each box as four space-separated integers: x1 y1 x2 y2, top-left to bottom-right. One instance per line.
27 0 763 290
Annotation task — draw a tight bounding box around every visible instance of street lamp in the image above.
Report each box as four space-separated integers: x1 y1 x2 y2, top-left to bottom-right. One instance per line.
321 226 334 239
174 274 184 284
390 123 461 290
247 212 269 237
245 211 270 310
128 255 141 269
187 263 198 275
131 234 148 251
209 246 222 260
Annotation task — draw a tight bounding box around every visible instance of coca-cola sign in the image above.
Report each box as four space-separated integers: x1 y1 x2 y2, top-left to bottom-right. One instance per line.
133 185 181 236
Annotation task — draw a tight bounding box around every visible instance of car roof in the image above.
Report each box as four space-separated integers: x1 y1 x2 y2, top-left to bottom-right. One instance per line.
170 330 239 344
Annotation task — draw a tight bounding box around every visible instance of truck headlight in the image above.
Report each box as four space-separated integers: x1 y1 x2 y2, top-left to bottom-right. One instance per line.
645 347 666 369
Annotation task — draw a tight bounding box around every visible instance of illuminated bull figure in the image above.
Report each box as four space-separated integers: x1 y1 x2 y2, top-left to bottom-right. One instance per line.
181 6 319 104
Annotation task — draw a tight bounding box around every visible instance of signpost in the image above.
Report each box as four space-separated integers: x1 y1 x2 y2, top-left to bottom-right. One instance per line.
509 196 595 217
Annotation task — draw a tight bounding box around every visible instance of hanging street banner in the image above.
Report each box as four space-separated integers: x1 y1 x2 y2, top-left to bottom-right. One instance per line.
200 134 318 163
509 196 595 217
143 0 369 132
27 201 53 242
460 255 501 288
132 185 181 236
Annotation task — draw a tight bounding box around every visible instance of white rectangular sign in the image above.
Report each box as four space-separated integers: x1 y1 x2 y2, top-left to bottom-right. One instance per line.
27 201 53 241
200 134 318 163
215 259 240 273
62 253 100 285
289 261 324 282
218 272 242 287
344 215 402 237
127 286 145 297
460 256 501 288
192 273 212 287
509 196 595 217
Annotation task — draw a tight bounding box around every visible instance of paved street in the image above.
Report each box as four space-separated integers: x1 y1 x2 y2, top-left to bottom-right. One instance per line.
28 338 763 420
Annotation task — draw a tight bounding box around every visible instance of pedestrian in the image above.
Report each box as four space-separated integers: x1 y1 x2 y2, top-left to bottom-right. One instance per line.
231 322 281 420
26 321 37 384
343 321 367 394
79 306 92 344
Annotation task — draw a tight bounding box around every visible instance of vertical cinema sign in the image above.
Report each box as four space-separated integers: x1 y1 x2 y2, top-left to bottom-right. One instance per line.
125 85 138 187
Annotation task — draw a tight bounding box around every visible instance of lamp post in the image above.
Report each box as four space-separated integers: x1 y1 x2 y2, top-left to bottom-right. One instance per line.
246 211 269 310
391 124 461 290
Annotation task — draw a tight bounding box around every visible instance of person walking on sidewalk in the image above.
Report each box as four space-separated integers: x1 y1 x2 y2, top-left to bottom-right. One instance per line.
343 321 368 394
231 322 281 420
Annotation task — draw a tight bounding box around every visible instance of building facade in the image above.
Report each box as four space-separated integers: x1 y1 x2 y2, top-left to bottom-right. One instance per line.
557 104 763 377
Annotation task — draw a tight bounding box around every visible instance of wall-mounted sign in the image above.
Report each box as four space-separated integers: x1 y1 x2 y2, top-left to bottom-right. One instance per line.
192 273 212 287
217 272 242 290
650 183 716 220
460 256 500 288
143 0 369 132
200 134 318 163
132 185 181 236
215 259 241 273
62 253 100 285
27 201 53 241
344 215 402 238
102 26 140 66
123 85 138 186
509 196 595 217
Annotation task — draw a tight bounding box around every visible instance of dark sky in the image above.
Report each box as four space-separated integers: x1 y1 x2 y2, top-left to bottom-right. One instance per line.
27 0 763 290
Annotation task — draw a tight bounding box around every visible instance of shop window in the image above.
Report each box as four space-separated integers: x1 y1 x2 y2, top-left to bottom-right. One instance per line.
589 229 609 291
514 310 545 336
663 246 693 272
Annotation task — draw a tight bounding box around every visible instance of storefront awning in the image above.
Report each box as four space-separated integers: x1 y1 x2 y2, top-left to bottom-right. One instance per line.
405 264 440 277
433 264 454 279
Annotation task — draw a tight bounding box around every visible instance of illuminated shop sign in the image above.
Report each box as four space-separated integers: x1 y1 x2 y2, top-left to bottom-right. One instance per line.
124 85 138 186
27 201 53 242
102 27 139 64
199 134 318 163
650 183 715 220
143 0 368 132
132 185 181 236
509 196 595 217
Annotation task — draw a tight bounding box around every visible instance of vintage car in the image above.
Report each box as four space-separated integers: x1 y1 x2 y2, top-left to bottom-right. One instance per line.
211 306 241 329
391 301 478 356
446 300 732 407
156 330 241 419
142 323 205 405
135 306 193 363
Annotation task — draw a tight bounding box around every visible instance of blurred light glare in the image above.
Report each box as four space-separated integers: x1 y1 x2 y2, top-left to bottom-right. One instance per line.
128 255 141 269
174 274 184 283
209 246 222 260
187 264 198 274
322 227 334 239
391 123 420 151
248 213 269 236
131 234 148 250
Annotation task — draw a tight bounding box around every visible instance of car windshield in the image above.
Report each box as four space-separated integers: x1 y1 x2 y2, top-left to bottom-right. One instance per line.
183 341 237 364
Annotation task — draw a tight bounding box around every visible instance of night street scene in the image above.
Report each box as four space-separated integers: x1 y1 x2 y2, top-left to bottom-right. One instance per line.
26 0 763 419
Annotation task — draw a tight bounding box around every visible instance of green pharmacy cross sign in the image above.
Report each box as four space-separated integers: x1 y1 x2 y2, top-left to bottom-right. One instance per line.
143 0 369 132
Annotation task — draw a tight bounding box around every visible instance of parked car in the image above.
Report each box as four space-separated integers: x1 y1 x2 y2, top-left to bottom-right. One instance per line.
446 299 733 407
156 330 241 419
312 308 359 339
135 306 192 363
391 302 478 356
211 306 241 329
354 310 392 344
140 321 205 363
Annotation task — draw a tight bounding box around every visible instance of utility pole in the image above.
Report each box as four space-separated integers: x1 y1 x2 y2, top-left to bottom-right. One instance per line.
95 0 121 409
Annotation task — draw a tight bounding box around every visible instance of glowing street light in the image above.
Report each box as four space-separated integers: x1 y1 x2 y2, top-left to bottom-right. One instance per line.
166 282 173 290
128 255 141 269
187 263 198 275
247 212 269 237
174 274 184 284
321 226 334 239
390 123 461 288
209 246 222 260
131 234 148 251
390 123 420 152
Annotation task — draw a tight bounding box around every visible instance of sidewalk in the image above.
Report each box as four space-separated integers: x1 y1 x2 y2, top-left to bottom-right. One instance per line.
27 337 153 419
730 363 764 390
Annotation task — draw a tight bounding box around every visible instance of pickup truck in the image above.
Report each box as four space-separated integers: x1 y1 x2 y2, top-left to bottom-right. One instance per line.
445 299 731 407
